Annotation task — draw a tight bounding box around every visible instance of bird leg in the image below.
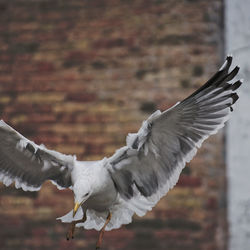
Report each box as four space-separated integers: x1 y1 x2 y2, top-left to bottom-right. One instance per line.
96 212 112 249
66 211 87 240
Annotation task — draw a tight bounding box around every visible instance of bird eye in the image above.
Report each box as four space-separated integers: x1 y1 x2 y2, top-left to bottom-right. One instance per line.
84 192 89 197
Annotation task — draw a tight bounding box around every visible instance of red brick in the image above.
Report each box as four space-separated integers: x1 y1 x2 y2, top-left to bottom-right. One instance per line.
177 175 202 188
154 229 189 240
84 143 104 155
36 61 56 73
31 228 47 237
29 114 56 123
66 92 97 103
206 196 218 210
64 51 97 67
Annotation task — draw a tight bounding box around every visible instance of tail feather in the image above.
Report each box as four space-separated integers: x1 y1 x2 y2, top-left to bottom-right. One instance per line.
57 197 134 231
57 208 83 223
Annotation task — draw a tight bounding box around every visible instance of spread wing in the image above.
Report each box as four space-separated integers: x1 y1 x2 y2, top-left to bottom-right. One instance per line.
106 56 242 216
0 121 75 191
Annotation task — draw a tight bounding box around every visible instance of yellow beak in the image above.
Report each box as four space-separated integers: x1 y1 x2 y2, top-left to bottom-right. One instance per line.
73 202 80 217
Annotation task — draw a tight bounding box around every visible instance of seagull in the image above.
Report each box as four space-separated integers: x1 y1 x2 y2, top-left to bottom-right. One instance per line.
0 56 242 249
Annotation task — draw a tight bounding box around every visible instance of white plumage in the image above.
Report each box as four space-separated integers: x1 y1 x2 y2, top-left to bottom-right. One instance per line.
0 56 242 234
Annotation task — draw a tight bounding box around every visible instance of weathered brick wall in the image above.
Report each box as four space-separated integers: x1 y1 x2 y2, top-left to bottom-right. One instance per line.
0 0 226 249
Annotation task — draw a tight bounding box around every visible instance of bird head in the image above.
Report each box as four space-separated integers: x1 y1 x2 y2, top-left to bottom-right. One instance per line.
72 180 91 217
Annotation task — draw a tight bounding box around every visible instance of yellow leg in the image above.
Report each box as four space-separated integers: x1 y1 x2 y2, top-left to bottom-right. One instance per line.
96 212 112 249
66 211 87 240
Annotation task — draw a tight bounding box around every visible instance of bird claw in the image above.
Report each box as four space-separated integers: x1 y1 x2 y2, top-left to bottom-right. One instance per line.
66 225 75 240
66 234 74 240
66 234 74 241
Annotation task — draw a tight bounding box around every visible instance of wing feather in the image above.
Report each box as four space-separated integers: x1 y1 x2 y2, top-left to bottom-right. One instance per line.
0 121 75 191
106 56 242 217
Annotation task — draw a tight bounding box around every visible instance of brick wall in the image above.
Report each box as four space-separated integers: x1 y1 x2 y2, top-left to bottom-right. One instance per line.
0 0 226 249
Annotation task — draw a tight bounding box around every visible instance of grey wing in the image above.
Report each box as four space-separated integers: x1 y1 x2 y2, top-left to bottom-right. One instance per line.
0 120 75 191
106 56 242 216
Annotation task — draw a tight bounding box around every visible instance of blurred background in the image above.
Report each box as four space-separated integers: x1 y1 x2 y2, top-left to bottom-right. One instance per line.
0 0 249 250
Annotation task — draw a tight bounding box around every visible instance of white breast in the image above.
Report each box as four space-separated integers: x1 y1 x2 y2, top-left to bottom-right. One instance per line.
76 160 118 212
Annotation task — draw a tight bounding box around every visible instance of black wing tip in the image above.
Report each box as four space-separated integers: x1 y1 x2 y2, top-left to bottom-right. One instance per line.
228 65 240 79
229 93 239 106
180 56 241 105
231 79 243 91
226 55 233 65
226 93 239 112
219 55 233 72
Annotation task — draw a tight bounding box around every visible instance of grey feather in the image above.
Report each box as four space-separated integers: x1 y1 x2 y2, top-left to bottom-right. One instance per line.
106 56 241 216
0 121 75 191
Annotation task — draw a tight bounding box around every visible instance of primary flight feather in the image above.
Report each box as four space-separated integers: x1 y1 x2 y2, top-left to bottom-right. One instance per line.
0 56 242 248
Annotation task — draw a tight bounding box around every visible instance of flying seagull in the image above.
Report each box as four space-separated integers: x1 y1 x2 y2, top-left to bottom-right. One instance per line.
0 56 242 249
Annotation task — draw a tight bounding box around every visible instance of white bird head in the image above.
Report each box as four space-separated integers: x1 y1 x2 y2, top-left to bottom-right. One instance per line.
72 180 92 217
